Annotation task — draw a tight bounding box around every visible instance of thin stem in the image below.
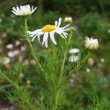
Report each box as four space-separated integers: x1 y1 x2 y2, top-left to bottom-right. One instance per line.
60 31 73 77
53 90 59 110
0 70 34 110
0 70 18 89
24 18 44 73
67 51 90 78
60 48 67 77
53 32 73 110
54 51 91 93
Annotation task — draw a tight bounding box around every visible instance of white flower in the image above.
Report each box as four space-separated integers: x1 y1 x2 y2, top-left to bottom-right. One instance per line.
64 17 72 23
100 58 105 63
21 45 26 51
85 37 99 50
6 44 13 49
28 18 69 48
12 4 37 16
0 56 11 65
86 68 90 73
68 48 80 63
7 51 15 58
69 48 80 54
14 50 20 55
15 40 21 46
19 73 24 78
69 55 79 63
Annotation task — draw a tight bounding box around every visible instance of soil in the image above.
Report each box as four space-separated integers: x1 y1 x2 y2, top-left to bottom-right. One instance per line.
0 100 16 110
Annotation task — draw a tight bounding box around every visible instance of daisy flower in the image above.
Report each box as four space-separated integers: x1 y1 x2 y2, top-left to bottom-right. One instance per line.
68 48 80 63
0 56 11 65
6 44 14 49
12 4 37 16
7 51 15 58
27 18 70 48
68 55 79 63
69 48 80 54
85 37 99 50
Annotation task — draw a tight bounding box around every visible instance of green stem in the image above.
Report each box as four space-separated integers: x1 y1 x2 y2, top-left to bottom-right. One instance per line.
55 51 91 93
0 70 34 110
24 18 44 73
53 32 73 110
67 51 90 78
60 31 73 77
53 90 59 110
60 50 67 77
0 70 18 89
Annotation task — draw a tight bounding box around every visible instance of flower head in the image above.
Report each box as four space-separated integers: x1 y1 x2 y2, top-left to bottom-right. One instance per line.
6 44 13 49
0 56 11 65
69 55 79 63
100 58 105 63
28 18 69 48
87 57 94 66
64 17 72 23
7 51 15 58
69 48 80 54
86 68 90 73
68 48 80 63
15 40 21 46
12 4 37 16
85 37 99 50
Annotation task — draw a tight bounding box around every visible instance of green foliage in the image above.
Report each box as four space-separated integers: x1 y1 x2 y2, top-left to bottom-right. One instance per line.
78 13 110 42
44 0 110 16
0 1 110 110
78 13 100 35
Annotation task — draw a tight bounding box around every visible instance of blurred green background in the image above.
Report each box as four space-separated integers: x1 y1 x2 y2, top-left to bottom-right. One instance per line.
0 0 110 109
1 0 110 16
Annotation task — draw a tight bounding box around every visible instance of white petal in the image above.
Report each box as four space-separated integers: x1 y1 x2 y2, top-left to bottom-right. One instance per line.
55 30 65 38
27 29 42 42
38 35 40 42
32 7 37 13
55 21 58 27
27 29 41 37
45 39 48 48
62 32 68 38
32 35 37 41
62 24 70 29
69 48 80 54
59 33 65 39
12 5 36 16
50 32 57 45
58 18 62 27
12 10 18 15
42 33 48 45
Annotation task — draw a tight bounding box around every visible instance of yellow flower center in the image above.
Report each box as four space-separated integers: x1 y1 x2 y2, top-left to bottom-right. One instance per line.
41 24 56 32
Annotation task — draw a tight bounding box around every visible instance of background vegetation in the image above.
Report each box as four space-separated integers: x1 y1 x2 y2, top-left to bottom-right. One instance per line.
0 0 110 110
